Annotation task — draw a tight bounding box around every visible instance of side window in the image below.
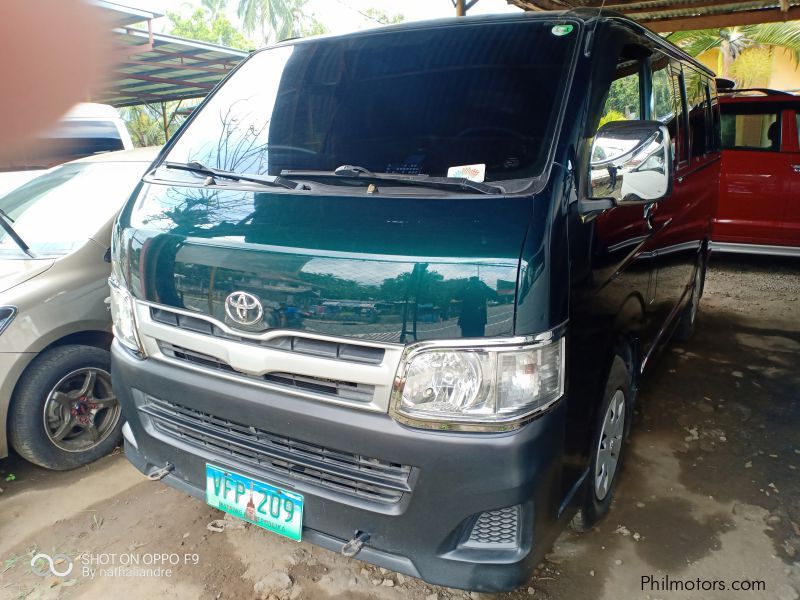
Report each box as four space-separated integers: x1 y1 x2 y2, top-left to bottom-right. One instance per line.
652 56 685 163
672 67 688 162
685 70 711 158
721 111 781 151
707 80 721 152
600 60 641 126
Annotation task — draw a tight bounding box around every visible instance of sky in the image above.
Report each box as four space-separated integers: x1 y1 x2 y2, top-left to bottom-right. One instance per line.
121 0 522 37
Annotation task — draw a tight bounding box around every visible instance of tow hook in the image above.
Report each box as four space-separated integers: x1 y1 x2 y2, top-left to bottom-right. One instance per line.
147 462 174 481
341 531 370 557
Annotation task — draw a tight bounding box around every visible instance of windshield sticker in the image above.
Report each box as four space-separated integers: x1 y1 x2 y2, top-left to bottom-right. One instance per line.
447 163 486 182
551 24 574 36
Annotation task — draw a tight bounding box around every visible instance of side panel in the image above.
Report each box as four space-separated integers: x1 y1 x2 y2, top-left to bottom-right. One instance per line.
647 65 717 367
716 103 791 245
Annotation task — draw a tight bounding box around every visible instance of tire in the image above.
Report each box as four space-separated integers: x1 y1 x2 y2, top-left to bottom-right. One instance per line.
673 256 707 343
9 345 123 470
570 355 632 532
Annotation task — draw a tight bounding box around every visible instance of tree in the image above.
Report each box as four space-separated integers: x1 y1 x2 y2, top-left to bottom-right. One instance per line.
120 102 185 147
668 22 800 84
363 8 405 25
237 0 325 44
168 8 251 50
201 0 228 19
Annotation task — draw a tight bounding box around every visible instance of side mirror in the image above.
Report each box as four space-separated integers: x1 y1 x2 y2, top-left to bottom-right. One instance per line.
581 120 673 215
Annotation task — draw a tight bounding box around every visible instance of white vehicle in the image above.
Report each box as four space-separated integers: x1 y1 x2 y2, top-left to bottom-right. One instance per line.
0 103 134 198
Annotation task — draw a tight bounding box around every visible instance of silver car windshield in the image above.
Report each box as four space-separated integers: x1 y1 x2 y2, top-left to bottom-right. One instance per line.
0 162 145 259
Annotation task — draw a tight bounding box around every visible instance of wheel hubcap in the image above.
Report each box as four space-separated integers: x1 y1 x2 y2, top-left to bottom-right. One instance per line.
43 367 120 452
594 389 626 501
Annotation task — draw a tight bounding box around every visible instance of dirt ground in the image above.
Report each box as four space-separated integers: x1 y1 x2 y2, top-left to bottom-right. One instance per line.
1 254 799 600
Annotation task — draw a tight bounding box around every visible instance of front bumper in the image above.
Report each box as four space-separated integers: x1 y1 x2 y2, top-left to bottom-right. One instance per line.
113 341 566 592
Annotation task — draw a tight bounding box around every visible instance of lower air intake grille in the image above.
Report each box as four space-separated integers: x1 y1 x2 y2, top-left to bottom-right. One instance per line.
462 505 520 549
139 396 412 504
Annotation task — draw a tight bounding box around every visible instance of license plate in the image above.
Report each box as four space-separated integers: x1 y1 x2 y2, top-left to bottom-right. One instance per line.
205 464 304 541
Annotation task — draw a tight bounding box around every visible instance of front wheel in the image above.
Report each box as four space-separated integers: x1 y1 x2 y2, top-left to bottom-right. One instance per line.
571 355 632 531
9 345 123 470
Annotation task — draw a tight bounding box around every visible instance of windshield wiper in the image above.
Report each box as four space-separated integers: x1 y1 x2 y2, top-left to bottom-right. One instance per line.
281 165 503 195
0 209 36 258
164 161 307 190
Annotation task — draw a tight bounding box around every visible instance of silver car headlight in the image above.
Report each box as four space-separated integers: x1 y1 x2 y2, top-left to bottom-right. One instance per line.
391 335 564 431
108 275 144 356
0 306 17 336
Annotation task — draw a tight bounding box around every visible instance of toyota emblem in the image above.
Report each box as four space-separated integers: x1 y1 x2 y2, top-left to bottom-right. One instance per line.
225 291 264 326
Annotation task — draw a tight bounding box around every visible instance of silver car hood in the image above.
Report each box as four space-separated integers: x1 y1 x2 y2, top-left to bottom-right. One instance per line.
0 259 55 295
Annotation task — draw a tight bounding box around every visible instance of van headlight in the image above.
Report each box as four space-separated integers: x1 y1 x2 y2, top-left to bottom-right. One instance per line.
109 275 144 356
390 335 564 431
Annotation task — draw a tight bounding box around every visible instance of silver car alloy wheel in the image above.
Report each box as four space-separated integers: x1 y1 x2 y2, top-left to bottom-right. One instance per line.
595 389 626 501
42 367 121 452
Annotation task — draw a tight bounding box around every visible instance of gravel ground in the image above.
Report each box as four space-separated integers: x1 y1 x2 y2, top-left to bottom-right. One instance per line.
1 253 798 600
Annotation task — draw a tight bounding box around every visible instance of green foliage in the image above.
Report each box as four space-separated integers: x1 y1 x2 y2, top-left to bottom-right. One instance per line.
603 73 640 119
668 22 800 83
599 109 627 128
120 102 184 148
168 7 251 50
237 0 325 44
201 0 228 19
363 8 405 25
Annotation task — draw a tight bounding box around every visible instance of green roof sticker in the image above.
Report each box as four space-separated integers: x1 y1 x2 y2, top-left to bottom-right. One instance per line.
551 24 573 36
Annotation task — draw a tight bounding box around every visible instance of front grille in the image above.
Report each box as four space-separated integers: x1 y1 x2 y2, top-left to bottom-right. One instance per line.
150 307 384 365
139 396 412 504
158 342 375 404
462 505 520 549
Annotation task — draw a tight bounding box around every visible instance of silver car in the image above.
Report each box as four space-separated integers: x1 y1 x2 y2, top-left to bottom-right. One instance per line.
0 147 159 469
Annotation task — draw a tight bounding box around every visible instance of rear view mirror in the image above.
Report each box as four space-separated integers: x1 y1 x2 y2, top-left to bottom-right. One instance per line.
588 120 673 206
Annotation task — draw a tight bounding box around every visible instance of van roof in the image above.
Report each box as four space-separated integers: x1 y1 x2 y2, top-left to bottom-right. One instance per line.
72 146 161 164
63 103 123 121
272 10 713 78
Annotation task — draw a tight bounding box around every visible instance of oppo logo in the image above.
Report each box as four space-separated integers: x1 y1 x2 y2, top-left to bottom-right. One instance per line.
31 552 73 577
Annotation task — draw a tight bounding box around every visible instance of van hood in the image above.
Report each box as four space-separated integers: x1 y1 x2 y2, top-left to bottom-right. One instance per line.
0 259 54 295
122 186 534 343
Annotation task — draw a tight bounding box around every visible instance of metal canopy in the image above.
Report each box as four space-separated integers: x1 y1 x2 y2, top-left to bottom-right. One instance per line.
507 0 800 31
88 1 249 107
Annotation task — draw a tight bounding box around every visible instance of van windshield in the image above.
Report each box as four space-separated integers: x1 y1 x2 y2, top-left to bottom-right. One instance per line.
162 20 579 186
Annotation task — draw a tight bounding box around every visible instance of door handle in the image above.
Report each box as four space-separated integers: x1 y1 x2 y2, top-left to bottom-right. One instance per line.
792 164 800 173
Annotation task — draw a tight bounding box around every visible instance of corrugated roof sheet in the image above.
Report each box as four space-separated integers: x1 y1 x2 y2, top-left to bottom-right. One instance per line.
87 1 249 107
507 0 800 31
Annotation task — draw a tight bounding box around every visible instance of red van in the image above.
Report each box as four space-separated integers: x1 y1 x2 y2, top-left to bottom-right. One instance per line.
714 89 800 255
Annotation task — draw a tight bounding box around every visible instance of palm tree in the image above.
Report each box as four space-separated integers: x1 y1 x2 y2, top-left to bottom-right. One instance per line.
201 0 228 20
237 0 305 44
668 22 800 83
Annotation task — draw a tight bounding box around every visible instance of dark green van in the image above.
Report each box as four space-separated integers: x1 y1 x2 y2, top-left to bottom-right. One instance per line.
110 10 719 592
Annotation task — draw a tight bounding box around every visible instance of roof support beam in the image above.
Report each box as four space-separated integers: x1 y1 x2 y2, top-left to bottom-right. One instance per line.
117 73 216 90
120 59 233 74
